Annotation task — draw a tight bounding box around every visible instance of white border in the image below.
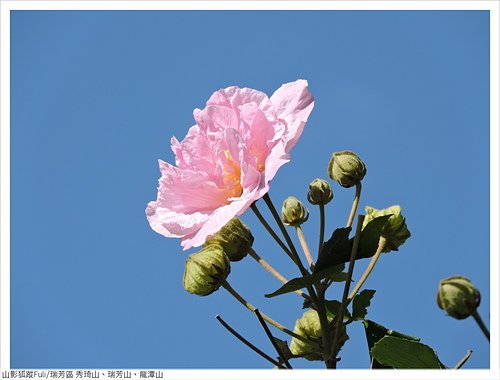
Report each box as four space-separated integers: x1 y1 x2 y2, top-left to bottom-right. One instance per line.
1 1 498 379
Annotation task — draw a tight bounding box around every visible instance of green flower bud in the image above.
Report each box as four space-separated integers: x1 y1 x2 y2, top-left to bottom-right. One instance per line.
281 196 309 226
204 217 254 262
289 310 348 361
437 276 481 320
328 151 366 188
363 205 411 252
183 245 230 296
307 178 333 205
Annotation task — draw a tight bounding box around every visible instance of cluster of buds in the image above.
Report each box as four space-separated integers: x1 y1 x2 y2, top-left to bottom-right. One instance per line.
363 205 411 252
183 218 253 296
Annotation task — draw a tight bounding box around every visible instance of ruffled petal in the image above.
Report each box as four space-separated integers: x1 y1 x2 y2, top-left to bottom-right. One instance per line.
146 201 210 238
270 79 314 152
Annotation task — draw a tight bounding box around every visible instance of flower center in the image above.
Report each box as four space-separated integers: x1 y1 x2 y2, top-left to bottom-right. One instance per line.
223 150 243 199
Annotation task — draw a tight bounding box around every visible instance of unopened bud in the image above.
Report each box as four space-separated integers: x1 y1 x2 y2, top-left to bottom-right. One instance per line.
437 276 480 320
289 310 348 361
307 179 333 205
328 151 366 188
204 218 254 262
363 205 411 252
183 245 230 296
282 196 309 226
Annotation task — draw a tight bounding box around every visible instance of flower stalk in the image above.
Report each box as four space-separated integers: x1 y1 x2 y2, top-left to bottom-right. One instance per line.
347 236 387 304
346 182 362 228
296 226 314 269
221 281 318 347
472 310 490 341
248 248 307 299
330 214 365 367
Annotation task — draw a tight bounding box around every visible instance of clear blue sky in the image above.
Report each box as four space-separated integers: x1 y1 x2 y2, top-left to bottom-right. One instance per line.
10 10 490 369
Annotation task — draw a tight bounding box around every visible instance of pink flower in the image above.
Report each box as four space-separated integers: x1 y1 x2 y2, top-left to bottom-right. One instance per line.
146 80 314 249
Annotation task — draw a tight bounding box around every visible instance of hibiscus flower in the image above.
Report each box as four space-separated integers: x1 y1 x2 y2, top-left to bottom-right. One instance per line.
146 80 314 249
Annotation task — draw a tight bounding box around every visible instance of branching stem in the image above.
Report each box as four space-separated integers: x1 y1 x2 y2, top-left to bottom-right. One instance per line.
221 281 318 347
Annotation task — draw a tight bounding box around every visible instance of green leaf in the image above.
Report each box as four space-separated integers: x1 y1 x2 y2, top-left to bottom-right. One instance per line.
325 300 351 320
352 289 376 321
310 263 345 283
363 319 420 368
371 336 445 369
329 271 350 282
265 276 309 298
357 215 392 259
313 227 352 274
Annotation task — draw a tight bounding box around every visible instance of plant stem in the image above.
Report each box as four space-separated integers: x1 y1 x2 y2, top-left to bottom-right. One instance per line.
250 203 294 259
330 214 365 367
254 309 293 369
347 236 387 305
262 193 326 361
221 281 318 347
215 315 285 368
346 182 362 228
248 248 307 299
318 204 325 256
296 226 314 269
262 193 308 277
453 350 473 369
472 310 490 341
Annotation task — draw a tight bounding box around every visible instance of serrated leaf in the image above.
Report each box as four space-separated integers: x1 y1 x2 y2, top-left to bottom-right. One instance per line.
357 215 392 259
371 336 445 369
313 228 352 274
325 300 351 320
265 276 309 298
310 263 345 283
352 289 376 321
363 319 420 368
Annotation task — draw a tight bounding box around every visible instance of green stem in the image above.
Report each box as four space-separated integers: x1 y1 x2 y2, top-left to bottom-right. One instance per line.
346 182 362 228
250 203 294 259
216 315 285 368
453 350 473 369
472 310 490 341
330 214 365 367
296 226 314 269
262 193 308 276
248 248 308 299
347 236 386 305
221 281 318 347
318 203 325 256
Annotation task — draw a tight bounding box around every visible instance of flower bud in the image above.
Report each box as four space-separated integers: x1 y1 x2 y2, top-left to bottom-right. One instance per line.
281 196 309 226
437 276 481 320
183 245 230 296
328 151 366 188
204 217 254 262
289 310 348 361
363 205 411 252
307 178 333 205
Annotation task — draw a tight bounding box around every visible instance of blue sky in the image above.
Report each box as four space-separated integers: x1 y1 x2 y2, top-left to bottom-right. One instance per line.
10 10 490 369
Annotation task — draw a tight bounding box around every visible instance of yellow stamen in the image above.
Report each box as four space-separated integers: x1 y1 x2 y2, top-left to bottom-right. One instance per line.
223 150 243 198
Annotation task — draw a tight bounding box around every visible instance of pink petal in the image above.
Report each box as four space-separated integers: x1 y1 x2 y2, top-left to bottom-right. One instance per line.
146 201 210 238
270 79 314 152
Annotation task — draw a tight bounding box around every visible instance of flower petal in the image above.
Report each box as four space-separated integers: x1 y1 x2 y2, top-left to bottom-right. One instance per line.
270 79 314 152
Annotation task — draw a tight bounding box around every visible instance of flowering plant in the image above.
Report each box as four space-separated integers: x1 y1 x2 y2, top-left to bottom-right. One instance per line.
146 80 489 369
